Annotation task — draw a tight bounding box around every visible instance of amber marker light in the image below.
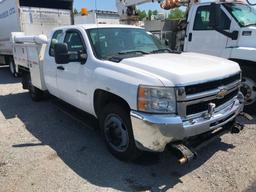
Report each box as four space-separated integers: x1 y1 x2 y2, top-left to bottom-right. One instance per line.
138 86 146 111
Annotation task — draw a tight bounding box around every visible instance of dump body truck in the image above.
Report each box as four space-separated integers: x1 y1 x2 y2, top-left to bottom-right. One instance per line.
0 0 73 76
12 25 244 162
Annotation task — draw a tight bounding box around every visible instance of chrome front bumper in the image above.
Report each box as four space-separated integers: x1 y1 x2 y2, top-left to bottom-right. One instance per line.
130 94 244 152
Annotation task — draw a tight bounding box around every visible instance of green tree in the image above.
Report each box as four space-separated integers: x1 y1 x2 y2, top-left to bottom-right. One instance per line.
137 9 147 21
148 10 153 20
152 10 158 16
73 8 78 15
168 8 185 20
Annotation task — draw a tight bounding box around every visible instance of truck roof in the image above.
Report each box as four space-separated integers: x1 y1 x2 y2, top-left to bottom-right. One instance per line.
82 24 142 29
53 24 143 31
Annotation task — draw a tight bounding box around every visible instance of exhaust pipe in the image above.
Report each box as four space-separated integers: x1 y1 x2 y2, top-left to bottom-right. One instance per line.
231 122 244 134
170 120 245 164
170 143 196 165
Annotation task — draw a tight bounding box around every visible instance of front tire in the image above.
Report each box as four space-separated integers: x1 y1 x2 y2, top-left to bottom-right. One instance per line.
240 65 256 112
99 103 141 161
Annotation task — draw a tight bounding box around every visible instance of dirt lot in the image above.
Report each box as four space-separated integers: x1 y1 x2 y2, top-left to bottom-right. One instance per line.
0 66 256 192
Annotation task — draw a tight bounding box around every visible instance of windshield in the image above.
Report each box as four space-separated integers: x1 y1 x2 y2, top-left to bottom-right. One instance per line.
224 3 256 27
87 28 167 60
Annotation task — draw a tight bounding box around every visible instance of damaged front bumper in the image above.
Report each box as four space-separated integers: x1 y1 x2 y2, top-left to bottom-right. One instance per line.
130 94 244 152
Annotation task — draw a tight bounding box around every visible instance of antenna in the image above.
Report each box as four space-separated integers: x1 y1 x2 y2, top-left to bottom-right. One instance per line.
95 0 101 58
95 0 98 24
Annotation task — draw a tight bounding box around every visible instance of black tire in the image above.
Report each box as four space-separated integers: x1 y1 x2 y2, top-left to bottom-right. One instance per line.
240 65 256 113
99 103 141 161
28 75 44 102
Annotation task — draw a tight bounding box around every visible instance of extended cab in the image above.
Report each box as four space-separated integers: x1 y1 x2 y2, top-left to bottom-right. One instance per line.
13 25 244 162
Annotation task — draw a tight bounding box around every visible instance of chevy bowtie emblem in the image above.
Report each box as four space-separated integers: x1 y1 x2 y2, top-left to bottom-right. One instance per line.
217 88 228 99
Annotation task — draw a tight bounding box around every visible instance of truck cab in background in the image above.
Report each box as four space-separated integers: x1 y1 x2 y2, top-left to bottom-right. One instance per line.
184 2 256 108
120 0 256 109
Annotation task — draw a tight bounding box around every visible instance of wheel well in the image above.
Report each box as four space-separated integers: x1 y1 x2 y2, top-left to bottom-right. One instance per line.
4 55 14 64
229 58 255 68
94 89 131 118
19 67 30 90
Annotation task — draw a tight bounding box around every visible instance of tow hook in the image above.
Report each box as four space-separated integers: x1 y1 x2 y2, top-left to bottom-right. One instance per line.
170 144 197 165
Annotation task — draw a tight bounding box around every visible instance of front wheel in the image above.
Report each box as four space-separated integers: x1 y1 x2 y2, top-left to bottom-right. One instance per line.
240 65 256 112
99 103 141 161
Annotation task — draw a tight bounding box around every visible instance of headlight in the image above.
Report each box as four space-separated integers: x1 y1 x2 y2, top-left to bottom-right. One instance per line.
137 85 176 114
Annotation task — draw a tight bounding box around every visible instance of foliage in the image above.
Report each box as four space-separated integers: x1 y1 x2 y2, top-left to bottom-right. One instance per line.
73 8 79 15
137 9 147 21
168 8 186 20
137 9 159 21
148 10 153 20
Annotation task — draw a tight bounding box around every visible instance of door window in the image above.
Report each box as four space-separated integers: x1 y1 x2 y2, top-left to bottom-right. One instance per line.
64 31 86 62
193 6 231 30
49 30 63 57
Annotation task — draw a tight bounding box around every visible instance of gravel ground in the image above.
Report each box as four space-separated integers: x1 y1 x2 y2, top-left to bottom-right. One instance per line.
0 66 256 192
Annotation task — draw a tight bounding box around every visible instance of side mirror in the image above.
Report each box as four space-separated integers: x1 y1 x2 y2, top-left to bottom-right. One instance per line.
78 51 88 65
54 43 69 64
209 3 222 29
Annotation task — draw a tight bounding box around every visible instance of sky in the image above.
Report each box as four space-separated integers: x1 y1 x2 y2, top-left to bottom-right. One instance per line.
74 0 164 12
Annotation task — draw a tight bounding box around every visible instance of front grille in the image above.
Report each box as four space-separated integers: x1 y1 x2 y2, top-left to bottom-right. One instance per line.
185 73 240 95
186 89 239 116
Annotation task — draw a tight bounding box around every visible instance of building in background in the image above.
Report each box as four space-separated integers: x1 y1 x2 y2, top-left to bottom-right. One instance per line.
151 13 165 21
75 10 120 24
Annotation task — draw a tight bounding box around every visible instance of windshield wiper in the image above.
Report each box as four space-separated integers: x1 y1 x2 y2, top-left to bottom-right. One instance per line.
105 51 147 63
150 48 181 54
118 50 149 55
244 23 256 27
105 55 123 63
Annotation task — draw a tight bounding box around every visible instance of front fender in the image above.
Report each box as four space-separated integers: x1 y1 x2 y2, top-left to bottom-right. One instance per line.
93 66 164 111
230 47 256 63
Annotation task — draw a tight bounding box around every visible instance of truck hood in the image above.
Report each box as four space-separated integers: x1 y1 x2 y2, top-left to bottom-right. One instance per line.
120 52 241 86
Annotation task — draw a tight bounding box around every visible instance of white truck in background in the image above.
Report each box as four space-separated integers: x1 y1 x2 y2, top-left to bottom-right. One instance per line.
0 0 73 76
12 24 244 163
117 0 256 109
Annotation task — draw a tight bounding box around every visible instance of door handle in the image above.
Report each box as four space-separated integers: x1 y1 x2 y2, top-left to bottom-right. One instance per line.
188 33 192 42
57 66 65 71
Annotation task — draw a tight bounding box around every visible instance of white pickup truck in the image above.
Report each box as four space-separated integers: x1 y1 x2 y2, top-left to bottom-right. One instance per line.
12 24 244 162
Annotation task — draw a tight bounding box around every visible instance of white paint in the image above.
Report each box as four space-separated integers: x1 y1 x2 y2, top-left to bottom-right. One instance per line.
183 3 256 63
13 25 241 116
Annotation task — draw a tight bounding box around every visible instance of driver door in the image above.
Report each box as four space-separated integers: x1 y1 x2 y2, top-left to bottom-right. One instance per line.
56 29 86 108
185 5 231 57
